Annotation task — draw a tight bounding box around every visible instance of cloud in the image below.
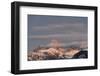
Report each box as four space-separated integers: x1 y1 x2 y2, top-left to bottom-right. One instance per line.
32 24 67 30
29 34 69 39
32 23 86 30
29 33 87 39
41 41 87 48
31 23 87 36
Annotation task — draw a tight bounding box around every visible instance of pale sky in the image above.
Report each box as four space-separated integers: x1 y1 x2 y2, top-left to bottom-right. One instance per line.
28 15 88 51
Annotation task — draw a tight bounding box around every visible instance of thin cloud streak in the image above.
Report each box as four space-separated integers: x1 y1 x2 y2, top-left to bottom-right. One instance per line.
32 23 85 30
29 33 87 39
41 41 87 48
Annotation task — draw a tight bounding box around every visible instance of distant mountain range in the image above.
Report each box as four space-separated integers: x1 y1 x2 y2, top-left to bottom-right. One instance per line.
28 45 88 61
